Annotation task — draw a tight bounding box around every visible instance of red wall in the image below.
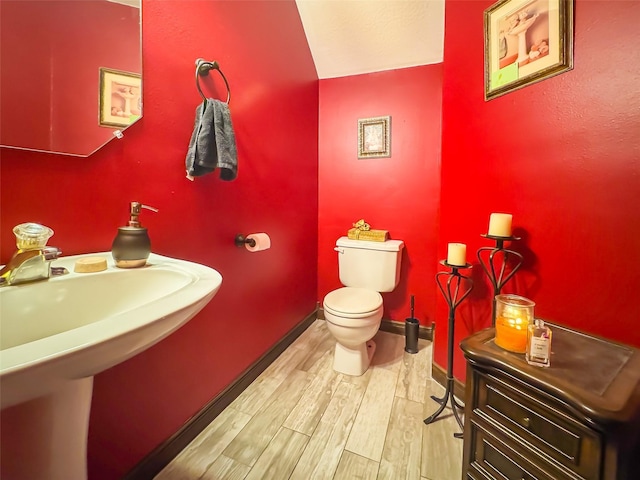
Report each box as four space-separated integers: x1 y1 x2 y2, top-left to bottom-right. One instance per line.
0 1 318 478
3 0 639 475
0 1 140 156
318 65 444 327
439 0 640 379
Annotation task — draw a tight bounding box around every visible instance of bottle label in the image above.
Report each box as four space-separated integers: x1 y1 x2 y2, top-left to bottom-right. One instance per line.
530 336 549 360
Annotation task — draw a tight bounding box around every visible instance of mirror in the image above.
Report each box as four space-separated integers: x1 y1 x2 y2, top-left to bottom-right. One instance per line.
0 0 142 157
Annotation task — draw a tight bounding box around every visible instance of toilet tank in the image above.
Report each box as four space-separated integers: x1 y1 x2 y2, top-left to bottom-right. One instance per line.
335 237 404 292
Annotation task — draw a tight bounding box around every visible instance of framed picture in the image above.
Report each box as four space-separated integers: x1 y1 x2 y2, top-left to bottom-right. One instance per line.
99 67 142 127
358 116 391 159
484 0 574 101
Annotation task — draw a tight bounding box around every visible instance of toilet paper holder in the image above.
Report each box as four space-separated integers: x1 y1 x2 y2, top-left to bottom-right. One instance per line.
234 234 256 248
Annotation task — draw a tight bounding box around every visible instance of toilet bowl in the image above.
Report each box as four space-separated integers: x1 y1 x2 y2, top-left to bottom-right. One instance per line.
323 287 383 376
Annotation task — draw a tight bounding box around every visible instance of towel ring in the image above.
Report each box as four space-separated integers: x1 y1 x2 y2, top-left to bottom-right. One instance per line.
195 58 231 104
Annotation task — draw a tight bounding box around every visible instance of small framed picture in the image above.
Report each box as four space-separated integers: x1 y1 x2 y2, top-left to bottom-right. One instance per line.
99 67 142 127
358 116 391 159
484 0 574 100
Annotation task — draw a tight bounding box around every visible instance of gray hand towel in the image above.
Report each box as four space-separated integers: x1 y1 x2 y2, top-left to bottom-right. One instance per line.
185 99 238 181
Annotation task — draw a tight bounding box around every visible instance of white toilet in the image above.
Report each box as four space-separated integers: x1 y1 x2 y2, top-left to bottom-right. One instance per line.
323 236 405 376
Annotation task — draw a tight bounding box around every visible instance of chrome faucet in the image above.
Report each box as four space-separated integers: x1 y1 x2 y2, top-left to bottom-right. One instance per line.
0 246 63 286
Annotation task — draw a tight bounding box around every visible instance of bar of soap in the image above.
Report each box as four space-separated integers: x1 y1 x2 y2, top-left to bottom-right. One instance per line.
74 257 108 273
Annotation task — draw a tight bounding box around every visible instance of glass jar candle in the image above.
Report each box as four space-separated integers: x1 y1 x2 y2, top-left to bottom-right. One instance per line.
494 294 535 353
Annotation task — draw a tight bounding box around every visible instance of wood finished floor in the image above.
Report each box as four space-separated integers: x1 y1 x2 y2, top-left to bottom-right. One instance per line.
155 320 463 480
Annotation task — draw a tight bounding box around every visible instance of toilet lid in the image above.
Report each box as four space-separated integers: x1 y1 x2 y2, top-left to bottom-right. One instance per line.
324 287 383 315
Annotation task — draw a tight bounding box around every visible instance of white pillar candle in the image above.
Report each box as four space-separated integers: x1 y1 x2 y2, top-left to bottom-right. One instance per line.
447 243 467 266
488 213 513 237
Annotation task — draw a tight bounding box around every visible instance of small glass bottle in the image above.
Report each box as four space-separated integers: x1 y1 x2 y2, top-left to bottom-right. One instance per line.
526 319 552 367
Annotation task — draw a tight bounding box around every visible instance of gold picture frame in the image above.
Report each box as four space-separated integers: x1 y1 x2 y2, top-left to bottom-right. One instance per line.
358 116 391 159
99 67 142 127
484 0 574 101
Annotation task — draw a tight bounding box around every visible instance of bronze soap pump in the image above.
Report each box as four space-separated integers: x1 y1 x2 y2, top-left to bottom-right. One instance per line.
111 202 158 268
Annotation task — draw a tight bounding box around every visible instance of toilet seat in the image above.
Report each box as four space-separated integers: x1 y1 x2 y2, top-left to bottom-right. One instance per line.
324 287 382 318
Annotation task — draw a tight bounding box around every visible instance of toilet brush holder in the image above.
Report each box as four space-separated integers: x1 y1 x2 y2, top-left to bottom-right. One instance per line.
404 317 419 354
404 294 419 354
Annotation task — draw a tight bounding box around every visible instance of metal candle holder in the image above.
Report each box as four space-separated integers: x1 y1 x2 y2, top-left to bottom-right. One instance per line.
424 260 473 438
477 234 524 326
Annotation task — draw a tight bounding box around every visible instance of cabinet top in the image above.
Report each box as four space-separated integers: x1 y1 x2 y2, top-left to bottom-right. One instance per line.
461 324 640 425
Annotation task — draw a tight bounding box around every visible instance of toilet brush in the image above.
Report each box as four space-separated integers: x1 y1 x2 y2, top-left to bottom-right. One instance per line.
405 295 419 354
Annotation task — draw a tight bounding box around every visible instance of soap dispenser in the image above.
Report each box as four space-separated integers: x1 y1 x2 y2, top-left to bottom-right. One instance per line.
112 202 158 268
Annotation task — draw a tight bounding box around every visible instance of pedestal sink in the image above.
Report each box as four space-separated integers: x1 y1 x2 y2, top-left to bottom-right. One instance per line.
0 252 222 479
507 13 539 65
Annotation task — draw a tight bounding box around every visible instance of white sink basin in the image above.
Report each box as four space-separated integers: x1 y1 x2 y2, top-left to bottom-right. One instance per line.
0 252 222 409
0 252 222 479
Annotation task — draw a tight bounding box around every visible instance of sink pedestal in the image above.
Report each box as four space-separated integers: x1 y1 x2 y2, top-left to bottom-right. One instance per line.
1 377 93 480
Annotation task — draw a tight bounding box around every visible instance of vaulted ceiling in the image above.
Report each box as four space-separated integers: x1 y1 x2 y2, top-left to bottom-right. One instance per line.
295 0 445 79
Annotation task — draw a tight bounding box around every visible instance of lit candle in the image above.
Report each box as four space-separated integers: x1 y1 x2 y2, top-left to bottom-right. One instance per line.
494 294 535 353
488 213 513 237
447 243 467 266
495 316 529 353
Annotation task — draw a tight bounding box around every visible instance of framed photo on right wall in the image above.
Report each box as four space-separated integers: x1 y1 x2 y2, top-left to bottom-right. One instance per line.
484 0 574 100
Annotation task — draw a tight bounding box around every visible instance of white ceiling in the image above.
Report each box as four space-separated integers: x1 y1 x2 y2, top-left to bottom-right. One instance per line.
107 0 140 7
295 0 445 79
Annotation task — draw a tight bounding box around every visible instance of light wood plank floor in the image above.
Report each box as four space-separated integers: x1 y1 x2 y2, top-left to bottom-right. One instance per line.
155 320 463 480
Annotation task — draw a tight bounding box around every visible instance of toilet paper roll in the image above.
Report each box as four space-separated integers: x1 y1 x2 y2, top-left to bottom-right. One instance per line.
245 233 271 252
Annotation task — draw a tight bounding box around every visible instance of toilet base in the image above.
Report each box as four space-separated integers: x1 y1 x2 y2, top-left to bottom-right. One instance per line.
333 340 377 376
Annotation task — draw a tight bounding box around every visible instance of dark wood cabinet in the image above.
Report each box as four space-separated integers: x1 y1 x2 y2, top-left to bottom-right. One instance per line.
461 324 640 480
